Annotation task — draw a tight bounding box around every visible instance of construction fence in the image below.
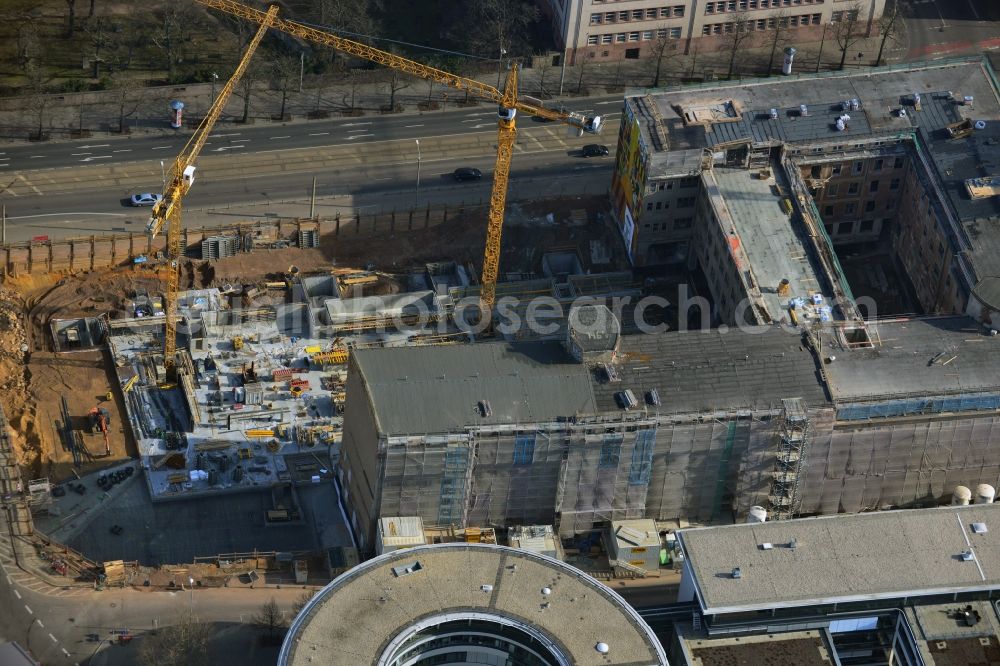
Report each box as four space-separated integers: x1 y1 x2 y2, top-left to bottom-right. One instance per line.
0 202 481 279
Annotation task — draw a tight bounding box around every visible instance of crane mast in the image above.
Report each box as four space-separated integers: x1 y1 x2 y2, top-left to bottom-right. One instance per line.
195 0 602 314
148 4 279 375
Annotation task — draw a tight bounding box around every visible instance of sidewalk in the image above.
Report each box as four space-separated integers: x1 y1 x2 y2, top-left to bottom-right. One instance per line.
0 23 925 145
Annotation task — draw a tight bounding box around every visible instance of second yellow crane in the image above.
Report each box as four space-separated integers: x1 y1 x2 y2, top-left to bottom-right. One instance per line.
195 0 603 313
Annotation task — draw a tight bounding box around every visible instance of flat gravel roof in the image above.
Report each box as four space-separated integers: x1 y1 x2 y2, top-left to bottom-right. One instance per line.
280 543 667 666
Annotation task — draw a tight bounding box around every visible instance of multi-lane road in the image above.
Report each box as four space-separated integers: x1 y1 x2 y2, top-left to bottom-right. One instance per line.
0 96 623 243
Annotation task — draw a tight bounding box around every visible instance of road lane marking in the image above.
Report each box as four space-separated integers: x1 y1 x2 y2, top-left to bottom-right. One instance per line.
36 620 43 628
70 153 92 156
112 149 132 153
595 101 621 106
211 145 247 152
4 212 127 220
62 648 71 657
49 632 58 643
342 122 372 126
404 124 424 128
308 132 330 136
80 155 112 162
24 604 32 614
13 589 20 599
80 144 109 148
269 135 291 139
151 145 173 150
231 139 249 143
17 174 42 196
346 134 375 140
29 155 45 159
210 133 242 138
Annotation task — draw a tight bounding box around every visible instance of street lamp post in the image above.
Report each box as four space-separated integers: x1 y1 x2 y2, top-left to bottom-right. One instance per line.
414 139 421 206
211 72 219 102
496 48 507 91
160 160 166 191
188 576 194 612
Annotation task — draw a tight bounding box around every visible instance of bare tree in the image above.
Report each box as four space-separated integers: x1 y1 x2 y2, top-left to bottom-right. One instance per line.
237 62 262 123
138 613 210 666
106 73 140 133
534 54 555 97
269 54 299 120
875 0 903 66
463 0 541 60
291 590 315 616
25 62 50 140
722 12 754 79
88 0 96 18
647 27 677 88
85 16 114 78
253 597 286 640
15 20 42 77
114 18 147 71
65 0 78 38
832 2 865 70
576 53 592 94
766 11 791 75
152 6 192 81
383 69 409 112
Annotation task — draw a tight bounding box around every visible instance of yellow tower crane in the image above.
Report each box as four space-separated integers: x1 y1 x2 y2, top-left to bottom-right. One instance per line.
146 5 279 376
194 0 603 312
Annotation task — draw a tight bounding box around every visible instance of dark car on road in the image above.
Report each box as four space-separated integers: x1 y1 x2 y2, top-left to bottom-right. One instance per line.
581 144 610 157
453 167 482 182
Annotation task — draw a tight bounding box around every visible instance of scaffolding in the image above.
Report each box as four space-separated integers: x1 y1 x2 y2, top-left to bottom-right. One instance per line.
768 398 811 520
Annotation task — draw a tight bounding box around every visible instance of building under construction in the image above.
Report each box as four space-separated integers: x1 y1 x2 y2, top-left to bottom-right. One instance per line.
340 55 1000 553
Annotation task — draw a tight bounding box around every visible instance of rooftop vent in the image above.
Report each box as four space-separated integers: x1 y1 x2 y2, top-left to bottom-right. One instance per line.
595 642 610 655
961 550 976 561
769 108 778 120
788 537 798 550
799 104 808 117
646 389 661 407
731 567 742 579
972 523 988 534
392 560 424 577
616 389 638 411
759 542 773 550
478 400 492 418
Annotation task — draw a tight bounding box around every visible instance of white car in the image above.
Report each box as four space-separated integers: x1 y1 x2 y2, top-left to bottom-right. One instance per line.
130 193 163 207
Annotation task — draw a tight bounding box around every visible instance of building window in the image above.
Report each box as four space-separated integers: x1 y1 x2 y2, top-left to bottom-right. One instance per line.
674 5 684 17
587 35 599 45
890 177 900 190
894 157 904 168
824 205 834 216
853 160 864 174
616 33 627 42
681 176 699 188
869 180 879 192
845 202 857 214
670 27 682 37
628 31 640 41
590 13 602 24
602 35 613 44
646 8 658 18
655 201 663 209
832 165 842 175
848 182 859 194
646 202 654 211
837 221 853 235
860 219 875 232
874 158 884 170
513 434 535 465
642 30 654 39
827 183 839 196
632 9 644 19
605 11 616 22
706 3 715 12
625 47 640 58
678 196 696 207
865 200 876 212
660 7 672 17
757 18 767 29
628 430 656 485
619 11 629 21
674 217 693 229
789 15 799 26
703 25 711 35
600 434 623 468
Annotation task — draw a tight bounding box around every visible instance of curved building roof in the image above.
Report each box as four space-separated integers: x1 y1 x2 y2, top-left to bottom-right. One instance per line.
279 543 667 666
